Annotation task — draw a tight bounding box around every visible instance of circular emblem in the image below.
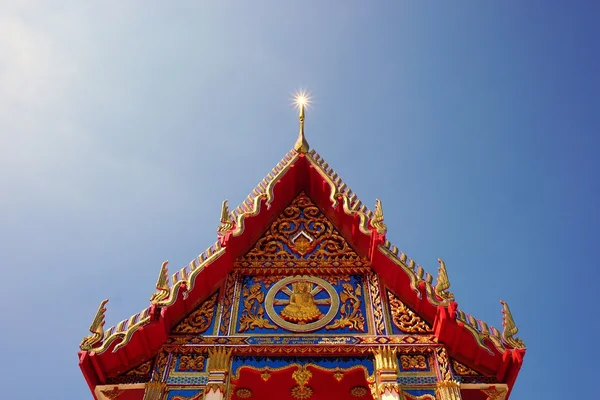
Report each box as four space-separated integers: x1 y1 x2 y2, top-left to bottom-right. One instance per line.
265 276 340 332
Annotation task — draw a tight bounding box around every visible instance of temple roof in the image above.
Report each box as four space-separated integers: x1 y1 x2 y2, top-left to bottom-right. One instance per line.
78 102 525 396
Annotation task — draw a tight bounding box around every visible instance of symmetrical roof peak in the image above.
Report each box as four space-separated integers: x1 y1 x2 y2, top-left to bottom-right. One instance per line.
78 94 525 396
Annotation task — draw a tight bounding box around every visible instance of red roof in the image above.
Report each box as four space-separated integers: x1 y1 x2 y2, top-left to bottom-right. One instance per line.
78 145 525 397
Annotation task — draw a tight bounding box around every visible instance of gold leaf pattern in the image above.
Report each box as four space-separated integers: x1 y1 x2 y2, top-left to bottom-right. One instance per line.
387 291 432 333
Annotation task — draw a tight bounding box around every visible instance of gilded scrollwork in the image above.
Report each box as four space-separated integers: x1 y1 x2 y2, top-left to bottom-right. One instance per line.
387 291 432 333
236 192 367 268
238 283 277 333
326 283 365 332
451 359 479 376
126 359 153 376
172 292 218 334
500 300 526 349
368 273 385 335
79 299 108 351
434 259 454 302
150 261 170 305
177 355 205 372
435 347 453 382
400 355 427 370
219 273 237 336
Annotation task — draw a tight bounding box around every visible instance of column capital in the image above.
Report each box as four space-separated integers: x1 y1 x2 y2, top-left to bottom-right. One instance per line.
143 381 167 400
435 380 461 400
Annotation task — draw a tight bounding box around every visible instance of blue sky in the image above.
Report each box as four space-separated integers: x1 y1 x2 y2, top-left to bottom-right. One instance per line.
1 2 598 398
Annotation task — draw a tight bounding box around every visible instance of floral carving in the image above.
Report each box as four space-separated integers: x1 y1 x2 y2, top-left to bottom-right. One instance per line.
236 192 367 268
387 291 432 333
219 273 237 335
400 355 428 370
177 355 205 372
238 283 277 332
326 283 365 332
451 359 479 376
172 292 218 334
368 273 385 335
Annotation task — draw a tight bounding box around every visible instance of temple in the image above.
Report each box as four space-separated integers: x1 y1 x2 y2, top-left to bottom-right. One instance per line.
78 94 526 400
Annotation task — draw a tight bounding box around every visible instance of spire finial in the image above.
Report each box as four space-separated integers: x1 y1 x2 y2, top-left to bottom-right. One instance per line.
293 91 310 153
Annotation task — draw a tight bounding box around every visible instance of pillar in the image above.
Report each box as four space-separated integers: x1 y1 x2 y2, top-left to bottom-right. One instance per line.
434 347 462 400
371 346 401 400
204 347 232 400
142 382 167 400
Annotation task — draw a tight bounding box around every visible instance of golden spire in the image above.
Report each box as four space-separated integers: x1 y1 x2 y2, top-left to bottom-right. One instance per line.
293 91 310 153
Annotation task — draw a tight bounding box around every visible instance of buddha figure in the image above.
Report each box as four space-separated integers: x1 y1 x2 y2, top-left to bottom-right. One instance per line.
280 280 322 324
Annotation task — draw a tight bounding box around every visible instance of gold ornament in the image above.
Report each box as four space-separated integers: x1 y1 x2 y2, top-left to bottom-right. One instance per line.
217 200 235 233
265 276 339 332
150 261 170 305
371 199 387 235
238 283 277 332
350 386 369 397
235 388 252 399
400 355 427 370
500 300 526 349
434 259 454 302
80 299 108 351
326 283 365 332
172 292 218 334
388 292 432 333
451 359 479 376
237 193 367 269
207 347 232 372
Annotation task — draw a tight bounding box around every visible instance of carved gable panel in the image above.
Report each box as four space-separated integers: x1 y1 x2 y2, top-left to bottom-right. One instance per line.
386 290 433 335
171 291 219 335
236 192 368 269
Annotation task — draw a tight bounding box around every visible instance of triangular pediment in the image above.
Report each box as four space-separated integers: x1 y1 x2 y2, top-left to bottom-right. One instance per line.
385 289 433 334
235 191 368 269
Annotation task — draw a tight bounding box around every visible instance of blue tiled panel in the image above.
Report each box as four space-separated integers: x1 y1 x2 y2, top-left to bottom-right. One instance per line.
397 375 438 385
167 375 209 385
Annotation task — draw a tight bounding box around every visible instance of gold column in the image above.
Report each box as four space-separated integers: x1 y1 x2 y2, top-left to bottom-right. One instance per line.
142 382 167 400
371 346 401 400
204 347 233 400
434 347 462 400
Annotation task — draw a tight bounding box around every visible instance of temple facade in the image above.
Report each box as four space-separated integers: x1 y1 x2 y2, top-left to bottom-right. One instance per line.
78 99 525 400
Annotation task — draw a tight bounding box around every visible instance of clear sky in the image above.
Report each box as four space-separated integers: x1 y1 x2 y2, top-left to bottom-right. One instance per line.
1 1 598 398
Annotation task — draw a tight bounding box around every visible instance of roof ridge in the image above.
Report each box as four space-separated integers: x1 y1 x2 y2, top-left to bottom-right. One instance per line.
93 240 226 354
378 240 523 354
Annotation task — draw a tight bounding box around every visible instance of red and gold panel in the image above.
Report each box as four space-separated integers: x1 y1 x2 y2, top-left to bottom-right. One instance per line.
231 364 373 400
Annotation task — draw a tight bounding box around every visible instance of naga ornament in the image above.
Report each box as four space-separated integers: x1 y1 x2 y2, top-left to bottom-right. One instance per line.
371 198 387 235
80 299 108 351
150 261 170 304
500 300 526 349
217 200 235 234
434 258 454 302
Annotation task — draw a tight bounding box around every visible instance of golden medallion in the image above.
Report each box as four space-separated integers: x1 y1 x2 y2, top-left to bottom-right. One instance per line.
265 276 340 332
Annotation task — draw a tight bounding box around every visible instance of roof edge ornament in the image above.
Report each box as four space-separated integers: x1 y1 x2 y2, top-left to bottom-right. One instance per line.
293 92 310 154
79 299 108 351
500 300 526 350
434 258 455 302
371 198 387 235
217 200 235 234
150 261 170 305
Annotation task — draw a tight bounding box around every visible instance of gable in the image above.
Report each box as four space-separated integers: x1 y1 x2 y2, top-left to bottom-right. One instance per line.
236 191 368 270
